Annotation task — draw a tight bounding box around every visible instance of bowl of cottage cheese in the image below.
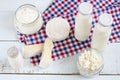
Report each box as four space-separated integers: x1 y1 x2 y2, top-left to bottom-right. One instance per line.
77 49 104 77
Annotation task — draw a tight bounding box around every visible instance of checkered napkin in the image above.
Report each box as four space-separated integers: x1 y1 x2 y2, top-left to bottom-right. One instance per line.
17 0 120 66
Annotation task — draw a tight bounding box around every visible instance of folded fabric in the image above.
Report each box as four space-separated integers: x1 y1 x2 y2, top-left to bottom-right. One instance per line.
17 0 120 66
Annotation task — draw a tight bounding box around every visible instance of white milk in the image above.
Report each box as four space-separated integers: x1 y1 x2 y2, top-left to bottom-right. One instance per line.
75 2 92 41
7 47 24 70
91 13 113 52
14 4 43 34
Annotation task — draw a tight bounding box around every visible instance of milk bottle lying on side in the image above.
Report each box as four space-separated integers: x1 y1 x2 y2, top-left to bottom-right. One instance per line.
75 2 92 41
91 13 113 52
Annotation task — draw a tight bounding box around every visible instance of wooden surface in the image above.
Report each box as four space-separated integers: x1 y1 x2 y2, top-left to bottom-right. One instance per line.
0 0 120 80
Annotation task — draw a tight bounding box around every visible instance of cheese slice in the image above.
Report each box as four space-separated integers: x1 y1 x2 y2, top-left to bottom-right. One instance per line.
23 44 43 58
39 38 54 68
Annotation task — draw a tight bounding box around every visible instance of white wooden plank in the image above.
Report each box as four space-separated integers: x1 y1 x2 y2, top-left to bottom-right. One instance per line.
0 11 17 40
0 74 120 80
0 42 78 74
101 43 120 74
0 0 52 12
0 42 120 74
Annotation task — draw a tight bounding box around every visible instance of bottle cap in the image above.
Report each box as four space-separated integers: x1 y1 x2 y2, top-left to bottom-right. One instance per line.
99 13 113 26
78 2 92 15
7 46 18 58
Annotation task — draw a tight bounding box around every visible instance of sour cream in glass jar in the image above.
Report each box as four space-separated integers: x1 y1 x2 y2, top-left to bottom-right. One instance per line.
14 4 43 34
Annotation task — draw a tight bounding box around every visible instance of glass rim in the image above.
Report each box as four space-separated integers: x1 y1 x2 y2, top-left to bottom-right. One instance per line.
15 4 40 25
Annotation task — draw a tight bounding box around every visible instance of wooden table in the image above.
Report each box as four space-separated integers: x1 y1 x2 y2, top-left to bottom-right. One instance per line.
0 0 120 80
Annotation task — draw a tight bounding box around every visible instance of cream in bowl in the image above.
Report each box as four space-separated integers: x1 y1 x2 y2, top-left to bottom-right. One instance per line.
14 4 43 34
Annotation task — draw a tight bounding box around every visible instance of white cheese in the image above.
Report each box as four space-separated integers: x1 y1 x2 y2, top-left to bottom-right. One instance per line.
78 49 103 71
39 38 54 68
46 17 70 41
23 44 43 58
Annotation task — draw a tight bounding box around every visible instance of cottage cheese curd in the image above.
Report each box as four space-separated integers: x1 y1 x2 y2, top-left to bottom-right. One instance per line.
77 49 103 77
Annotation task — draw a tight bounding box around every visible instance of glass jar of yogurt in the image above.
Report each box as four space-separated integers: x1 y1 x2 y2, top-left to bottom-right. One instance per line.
77 49 104 77
14 4 43 34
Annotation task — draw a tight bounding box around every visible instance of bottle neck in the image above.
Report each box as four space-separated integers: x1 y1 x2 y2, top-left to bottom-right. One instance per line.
98 21 111 28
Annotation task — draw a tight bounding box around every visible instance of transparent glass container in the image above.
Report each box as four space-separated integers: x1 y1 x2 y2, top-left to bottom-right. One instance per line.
14 4 43 34
7 46 24 70
77 49 104 77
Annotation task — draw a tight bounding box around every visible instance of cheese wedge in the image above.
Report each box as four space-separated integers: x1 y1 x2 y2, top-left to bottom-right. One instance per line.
23 44 43 58
39 38 54 68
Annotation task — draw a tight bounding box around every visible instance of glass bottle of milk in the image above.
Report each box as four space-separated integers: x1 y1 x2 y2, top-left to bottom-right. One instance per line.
7 46 24 70
75 2 92 41
14 4 43 34
91 13 113 52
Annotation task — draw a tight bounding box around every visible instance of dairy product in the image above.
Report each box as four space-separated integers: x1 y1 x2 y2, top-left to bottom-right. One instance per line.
7 47 24 70
23 44 44 58
91 13 113 52
39 38 54 68
46 17 70 41
14 4 43 34
77 49 103 77
75 2 92 41
16 5 38 24
78 50 103 71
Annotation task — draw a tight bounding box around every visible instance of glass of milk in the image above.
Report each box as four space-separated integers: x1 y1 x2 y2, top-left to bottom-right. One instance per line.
14 4 43 34
77 49 104 77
